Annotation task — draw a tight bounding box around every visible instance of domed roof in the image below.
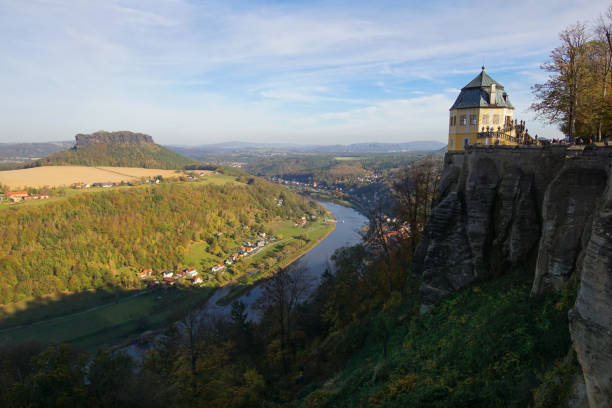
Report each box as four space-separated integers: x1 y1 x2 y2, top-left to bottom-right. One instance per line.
450 67 514 110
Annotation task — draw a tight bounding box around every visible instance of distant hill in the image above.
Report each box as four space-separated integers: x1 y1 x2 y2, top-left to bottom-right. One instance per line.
310 141 447 153
29 131 199 169
168 140 447 156
0 142 73 163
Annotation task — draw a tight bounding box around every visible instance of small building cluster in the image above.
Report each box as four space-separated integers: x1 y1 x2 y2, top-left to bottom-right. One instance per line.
4 191 50 202
139 266 203 290
72 178 163 189
92 182 120 188
206 233 276 279
184 172 209 181
72 182 120 189
295 216 307 227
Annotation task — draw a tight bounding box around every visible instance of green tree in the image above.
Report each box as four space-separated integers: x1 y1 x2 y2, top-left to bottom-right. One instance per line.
87 351 137 408
12 345 87 408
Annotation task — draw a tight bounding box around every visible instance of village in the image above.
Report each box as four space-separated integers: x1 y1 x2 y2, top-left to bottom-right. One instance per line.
0 191 50 202
134 208 321 294
135 230 283 291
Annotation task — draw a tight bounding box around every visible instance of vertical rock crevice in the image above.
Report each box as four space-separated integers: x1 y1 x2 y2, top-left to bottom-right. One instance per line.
569 168 612 408
531 167 608 295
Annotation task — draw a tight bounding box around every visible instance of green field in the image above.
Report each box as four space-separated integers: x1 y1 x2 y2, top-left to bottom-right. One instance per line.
0 286 213 352
333 156 363 161
184 242 222 267
0 289 140 328
197 173 240 185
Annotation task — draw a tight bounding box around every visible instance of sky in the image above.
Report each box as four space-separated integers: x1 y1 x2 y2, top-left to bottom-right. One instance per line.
1 0 610 145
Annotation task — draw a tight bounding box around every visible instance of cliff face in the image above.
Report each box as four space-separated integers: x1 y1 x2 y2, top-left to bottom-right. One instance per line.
75 131 154 148
412 145 612 407
569 169 612 408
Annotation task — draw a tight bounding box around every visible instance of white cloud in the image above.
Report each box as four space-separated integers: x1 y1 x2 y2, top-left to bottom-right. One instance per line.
0 0 609 143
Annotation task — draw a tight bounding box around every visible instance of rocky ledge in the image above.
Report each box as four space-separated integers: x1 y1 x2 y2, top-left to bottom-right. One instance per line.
412 145 612 407
75 131 154 148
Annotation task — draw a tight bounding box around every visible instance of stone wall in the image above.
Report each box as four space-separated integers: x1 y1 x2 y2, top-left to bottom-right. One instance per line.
412 145 612 407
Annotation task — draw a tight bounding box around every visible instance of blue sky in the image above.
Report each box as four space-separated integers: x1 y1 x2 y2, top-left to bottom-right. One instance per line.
1 0 609 145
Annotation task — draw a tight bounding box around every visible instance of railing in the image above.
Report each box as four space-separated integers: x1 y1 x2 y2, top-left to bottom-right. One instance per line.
476 130 520 144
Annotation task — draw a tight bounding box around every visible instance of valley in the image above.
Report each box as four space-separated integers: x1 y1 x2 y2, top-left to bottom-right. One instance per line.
1 2 611 405
0 179 336 351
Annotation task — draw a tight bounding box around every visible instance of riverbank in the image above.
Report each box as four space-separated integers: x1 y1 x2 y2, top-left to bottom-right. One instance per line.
117 202 366 361
201 201 369 322
216 217 336 306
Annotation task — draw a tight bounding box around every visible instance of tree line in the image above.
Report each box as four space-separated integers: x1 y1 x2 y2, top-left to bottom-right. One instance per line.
531 5 612 142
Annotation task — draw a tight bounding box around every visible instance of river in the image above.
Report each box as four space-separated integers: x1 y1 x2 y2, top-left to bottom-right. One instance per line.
202 201 368 321
122 201 367 359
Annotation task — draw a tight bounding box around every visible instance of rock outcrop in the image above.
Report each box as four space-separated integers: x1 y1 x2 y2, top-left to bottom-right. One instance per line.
569 165 612 408
413 146 567 310
75 131 154 148
413 145 612 407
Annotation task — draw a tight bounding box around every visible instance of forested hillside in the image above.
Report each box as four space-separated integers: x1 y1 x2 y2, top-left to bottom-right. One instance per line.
29 141 198 169
245 153 438 184
0 177 316 303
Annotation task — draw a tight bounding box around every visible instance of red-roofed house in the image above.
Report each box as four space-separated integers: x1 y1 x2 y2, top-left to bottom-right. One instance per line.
6 191 28 202
23 194 49 200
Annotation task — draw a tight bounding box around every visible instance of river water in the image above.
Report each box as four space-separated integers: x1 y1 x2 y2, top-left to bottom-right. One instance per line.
203 201 368 321
122 202 367 359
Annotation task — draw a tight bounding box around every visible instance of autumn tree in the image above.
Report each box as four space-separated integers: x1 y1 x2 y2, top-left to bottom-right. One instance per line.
256 264 312 374
593 5 612 141
393 157 441 253
531 22 588 142
531 10 612 142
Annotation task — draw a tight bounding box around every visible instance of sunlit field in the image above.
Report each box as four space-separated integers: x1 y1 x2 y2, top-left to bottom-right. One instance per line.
0 165 188 188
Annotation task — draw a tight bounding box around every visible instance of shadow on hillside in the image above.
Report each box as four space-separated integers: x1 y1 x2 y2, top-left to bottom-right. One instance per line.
0 285 214 352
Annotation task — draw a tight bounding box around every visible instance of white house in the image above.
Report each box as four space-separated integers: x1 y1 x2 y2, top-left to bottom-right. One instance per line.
162 270 174 278
211 264 225 273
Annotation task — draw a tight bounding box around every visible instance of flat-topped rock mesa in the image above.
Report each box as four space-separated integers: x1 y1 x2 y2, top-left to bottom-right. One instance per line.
30 130 195 169
75 131 154 148
412 144 612 407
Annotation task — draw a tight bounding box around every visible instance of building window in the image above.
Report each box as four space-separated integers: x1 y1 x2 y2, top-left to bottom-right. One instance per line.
450 116 456 126
482 115 489 124
493 114 500 124
460 115 467 125
450 138 454 147
470 114 477 125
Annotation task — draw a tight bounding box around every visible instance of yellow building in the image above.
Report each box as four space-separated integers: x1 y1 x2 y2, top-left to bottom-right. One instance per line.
448 67 519 151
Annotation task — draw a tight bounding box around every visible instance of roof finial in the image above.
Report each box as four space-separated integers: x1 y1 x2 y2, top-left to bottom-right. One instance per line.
482 65 485 71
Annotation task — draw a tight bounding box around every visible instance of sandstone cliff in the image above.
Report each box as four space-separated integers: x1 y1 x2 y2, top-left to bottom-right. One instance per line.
412 145 611 407
75 131 154 148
